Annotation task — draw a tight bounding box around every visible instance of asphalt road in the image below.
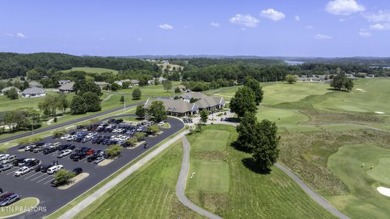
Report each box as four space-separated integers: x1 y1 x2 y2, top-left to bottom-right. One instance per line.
176 136 223 219
1 116 183 219
0 101 144 144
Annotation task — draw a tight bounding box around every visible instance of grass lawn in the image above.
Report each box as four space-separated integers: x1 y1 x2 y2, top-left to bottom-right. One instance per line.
190 129 231 152
256 106 309 127
187 159 230 193
262 82 332 106
0 197 39 217
186 125 334 218
328 144 390 218
313 78 390 114
61 67 119 75
75 141 201 219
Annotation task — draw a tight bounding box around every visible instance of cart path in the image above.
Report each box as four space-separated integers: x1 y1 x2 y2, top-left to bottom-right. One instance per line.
176 136 223 219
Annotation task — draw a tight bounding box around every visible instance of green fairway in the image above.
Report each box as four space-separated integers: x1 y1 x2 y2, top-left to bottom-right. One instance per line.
256 106 308 127
313 79 390 114
77 141 200 219
61 67 119 74
186 125 334 218
262 82 331 106
190 129 231 152
328 144 390 218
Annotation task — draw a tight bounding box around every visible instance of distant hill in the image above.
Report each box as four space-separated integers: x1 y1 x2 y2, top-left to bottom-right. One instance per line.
61 67 119 75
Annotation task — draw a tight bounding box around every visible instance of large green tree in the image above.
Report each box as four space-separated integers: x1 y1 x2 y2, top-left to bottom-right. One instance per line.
82 92 101 112
235 112 258 152
70 95 87 114
252 119 280 171
135 104 146 118
244 78 264 105
285 74 297 84
200 109 209 124
5 88 19 100
74 80 102 96
162 80 172 92
132 88 142 100
148 100 167 122
330 73 354 92
54 169 75 186
230 86 257 117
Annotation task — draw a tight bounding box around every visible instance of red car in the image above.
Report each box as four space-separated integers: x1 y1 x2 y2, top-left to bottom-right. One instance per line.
86 149 95 155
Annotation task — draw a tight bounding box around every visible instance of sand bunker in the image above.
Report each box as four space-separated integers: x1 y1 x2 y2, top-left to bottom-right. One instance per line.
377 187 390 197
375 111 385 115
356 88 366 92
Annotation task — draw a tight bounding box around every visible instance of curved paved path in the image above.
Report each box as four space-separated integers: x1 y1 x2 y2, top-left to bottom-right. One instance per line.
204 121 349 219
176 136 223 219
275 163 349 219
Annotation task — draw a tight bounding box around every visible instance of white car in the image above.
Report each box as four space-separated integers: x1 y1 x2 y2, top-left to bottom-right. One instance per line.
94 157 105 164
60 134 70 140
47 165 63 174
57 149 72 158
0 154 10 161
14 166 31 177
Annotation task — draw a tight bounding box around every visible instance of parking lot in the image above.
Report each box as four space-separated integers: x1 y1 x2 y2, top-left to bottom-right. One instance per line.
0 116 183 218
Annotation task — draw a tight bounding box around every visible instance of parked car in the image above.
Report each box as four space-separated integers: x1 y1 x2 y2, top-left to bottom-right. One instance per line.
72 167 83 176
25 160 40 168
18 158 36 167
0 154 10 161
47 165 63 175
24 144 37 151
2 155 17 164
43 147 56 155
0 193 20 206
34 164 44 172
0 163 13 172
71 153 86 161
14 166 31 176
32 146 44 153
57 149 72 158
94 156 105 164
40 164 54 173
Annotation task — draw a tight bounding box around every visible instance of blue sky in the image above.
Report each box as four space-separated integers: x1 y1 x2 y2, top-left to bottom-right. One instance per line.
0 0 389 57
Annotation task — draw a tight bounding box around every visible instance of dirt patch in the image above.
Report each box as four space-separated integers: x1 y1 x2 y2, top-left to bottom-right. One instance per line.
58 173 89 190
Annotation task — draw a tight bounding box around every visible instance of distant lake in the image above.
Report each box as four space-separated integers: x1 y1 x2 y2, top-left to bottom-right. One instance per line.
284 60 305 65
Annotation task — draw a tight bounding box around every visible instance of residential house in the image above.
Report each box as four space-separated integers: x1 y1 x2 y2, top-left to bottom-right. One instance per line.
58 80 71 85
58 82 75 93
1 86 21 95
95 81 109 90
29 81 43 88
22 87 46 98
130 79 140 86
181 92 225 111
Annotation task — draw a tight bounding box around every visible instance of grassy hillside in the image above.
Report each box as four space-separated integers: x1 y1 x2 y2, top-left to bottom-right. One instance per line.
186 125 334 218
61 67 119 75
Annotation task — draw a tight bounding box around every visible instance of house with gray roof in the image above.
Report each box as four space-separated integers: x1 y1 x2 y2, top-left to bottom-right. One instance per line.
58 80 71 85
58 82 75 93
22 87 46 98
144 98 199 117
181 92 225 111
1 86 21 95
29 81 43 88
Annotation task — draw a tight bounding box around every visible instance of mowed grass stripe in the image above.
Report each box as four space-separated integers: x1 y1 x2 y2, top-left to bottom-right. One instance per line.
79 141 197 219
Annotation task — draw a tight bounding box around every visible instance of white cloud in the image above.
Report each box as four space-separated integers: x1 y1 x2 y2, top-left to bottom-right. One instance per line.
314 34 333 40
261 8 286 21
16 33 26 38
325 0 365 15
295 15 301 21
359 30 372 37
364 10 390 23
229 14 259 27
370 23 390 31
210 22 220 27
159 24 173 30
305 25 314 30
